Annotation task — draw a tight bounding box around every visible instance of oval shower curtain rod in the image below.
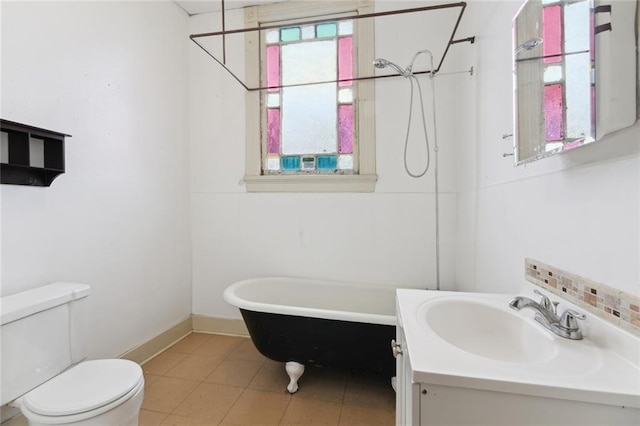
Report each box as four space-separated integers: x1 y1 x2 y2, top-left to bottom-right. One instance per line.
189 0 475 92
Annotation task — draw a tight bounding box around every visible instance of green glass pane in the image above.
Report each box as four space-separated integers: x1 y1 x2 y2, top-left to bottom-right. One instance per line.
281 27 300 42
281 156 300 170
316 23 337 38
317 155 337 170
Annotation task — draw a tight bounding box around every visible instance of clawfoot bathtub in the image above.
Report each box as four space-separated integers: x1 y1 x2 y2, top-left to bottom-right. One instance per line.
223 277 397 393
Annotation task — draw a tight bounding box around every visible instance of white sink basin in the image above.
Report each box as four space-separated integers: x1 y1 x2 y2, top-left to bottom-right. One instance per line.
422 299 557 363
398 289 640 409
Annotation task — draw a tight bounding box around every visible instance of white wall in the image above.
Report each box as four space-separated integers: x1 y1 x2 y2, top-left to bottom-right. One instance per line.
189 1 472 319
3 0 635 352
0 1 192 359
454 0 640 297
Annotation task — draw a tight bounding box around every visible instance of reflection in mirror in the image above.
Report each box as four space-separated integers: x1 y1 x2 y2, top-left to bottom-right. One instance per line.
513 0 595 165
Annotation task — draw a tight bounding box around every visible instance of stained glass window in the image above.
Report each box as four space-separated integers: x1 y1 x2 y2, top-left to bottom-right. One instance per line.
262 20 355 174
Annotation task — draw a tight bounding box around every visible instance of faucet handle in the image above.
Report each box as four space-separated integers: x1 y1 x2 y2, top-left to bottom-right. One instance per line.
533 289 553 312
559 309 586 331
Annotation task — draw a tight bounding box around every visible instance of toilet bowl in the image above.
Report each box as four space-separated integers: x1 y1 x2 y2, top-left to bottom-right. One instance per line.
20 359 144 426
0 283 145 426
18 359 145 426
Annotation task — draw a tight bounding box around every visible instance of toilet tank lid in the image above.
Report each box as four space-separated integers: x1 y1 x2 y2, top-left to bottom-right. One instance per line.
1 283 91 325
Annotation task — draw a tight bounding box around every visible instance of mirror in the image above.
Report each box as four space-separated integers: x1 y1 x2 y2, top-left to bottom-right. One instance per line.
513 0 638 166
513 0 596 165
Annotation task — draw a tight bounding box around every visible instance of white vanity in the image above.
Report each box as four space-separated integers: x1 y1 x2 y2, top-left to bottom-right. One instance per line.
394 287 640 425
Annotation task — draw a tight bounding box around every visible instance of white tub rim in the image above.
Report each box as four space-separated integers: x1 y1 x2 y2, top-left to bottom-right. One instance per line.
223 276 397 326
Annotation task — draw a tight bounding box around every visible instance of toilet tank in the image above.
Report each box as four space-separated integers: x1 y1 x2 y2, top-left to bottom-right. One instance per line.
0 283 91 406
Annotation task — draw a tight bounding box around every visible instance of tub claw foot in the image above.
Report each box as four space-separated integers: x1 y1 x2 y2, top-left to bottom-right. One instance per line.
285 361 305 393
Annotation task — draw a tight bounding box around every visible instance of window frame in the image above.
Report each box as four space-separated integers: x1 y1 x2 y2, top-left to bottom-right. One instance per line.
243 0 376 193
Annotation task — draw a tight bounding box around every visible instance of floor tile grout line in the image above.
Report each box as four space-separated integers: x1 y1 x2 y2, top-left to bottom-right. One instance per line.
165 331 212 356
220 385 261 425
139 407 173 416
336 402 347 426
169 378 201 417
172 380 246 423
276 391 294 426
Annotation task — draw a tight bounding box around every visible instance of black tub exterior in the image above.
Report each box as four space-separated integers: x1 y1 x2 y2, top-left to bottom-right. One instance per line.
240 309 396 377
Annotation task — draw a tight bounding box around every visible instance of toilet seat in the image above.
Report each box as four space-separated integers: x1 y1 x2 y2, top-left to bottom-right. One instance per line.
21 359 144 422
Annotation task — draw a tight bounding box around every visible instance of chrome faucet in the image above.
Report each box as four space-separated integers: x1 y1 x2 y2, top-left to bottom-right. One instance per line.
509 290 586 340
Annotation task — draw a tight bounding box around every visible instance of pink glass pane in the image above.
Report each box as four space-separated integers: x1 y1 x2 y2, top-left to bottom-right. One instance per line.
338 37 353 87
543 5 562 64
266 45 280 91
544 84 564 141
267 108 280 154
338 104 353 153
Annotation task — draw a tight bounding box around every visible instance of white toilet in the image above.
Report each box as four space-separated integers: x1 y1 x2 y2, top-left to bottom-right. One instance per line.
1 283 145 425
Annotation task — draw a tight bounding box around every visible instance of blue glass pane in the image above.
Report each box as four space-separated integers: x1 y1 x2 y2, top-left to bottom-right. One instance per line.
317 155 337 170
281 156 300 170
281 27 300 42
317 23 337 38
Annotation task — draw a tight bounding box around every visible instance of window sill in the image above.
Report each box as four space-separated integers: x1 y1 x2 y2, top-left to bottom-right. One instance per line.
243 174 377 193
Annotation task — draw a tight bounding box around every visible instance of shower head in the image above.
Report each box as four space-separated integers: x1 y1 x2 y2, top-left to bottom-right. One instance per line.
373 58 409 76
373 58 388 69
515 37 543 55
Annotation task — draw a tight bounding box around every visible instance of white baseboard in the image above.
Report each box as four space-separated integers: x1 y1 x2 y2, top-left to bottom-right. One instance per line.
120 317 193 364
192 314 249 336
119 315 249 364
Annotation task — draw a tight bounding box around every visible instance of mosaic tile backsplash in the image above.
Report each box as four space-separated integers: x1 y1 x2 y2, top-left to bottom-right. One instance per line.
525 258 640 336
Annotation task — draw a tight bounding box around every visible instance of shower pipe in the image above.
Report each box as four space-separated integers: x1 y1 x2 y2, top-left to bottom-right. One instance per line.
190 0 475 92
375 50 442 291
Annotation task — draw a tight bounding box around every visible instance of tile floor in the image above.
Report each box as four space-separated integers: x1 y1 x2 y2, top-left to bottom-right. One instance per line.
139 332 396 426
2 332 395 426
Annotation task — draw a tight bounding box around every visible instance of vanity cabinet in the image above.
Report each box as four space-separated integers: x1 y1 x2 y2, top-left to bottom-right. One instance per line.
394 311 420 426
0 119 69 186
394 289 640 426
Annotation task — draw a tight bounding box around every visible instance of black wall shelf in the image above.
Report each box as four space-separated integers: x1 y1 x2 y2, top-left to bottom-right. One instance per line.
1 119 70 186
